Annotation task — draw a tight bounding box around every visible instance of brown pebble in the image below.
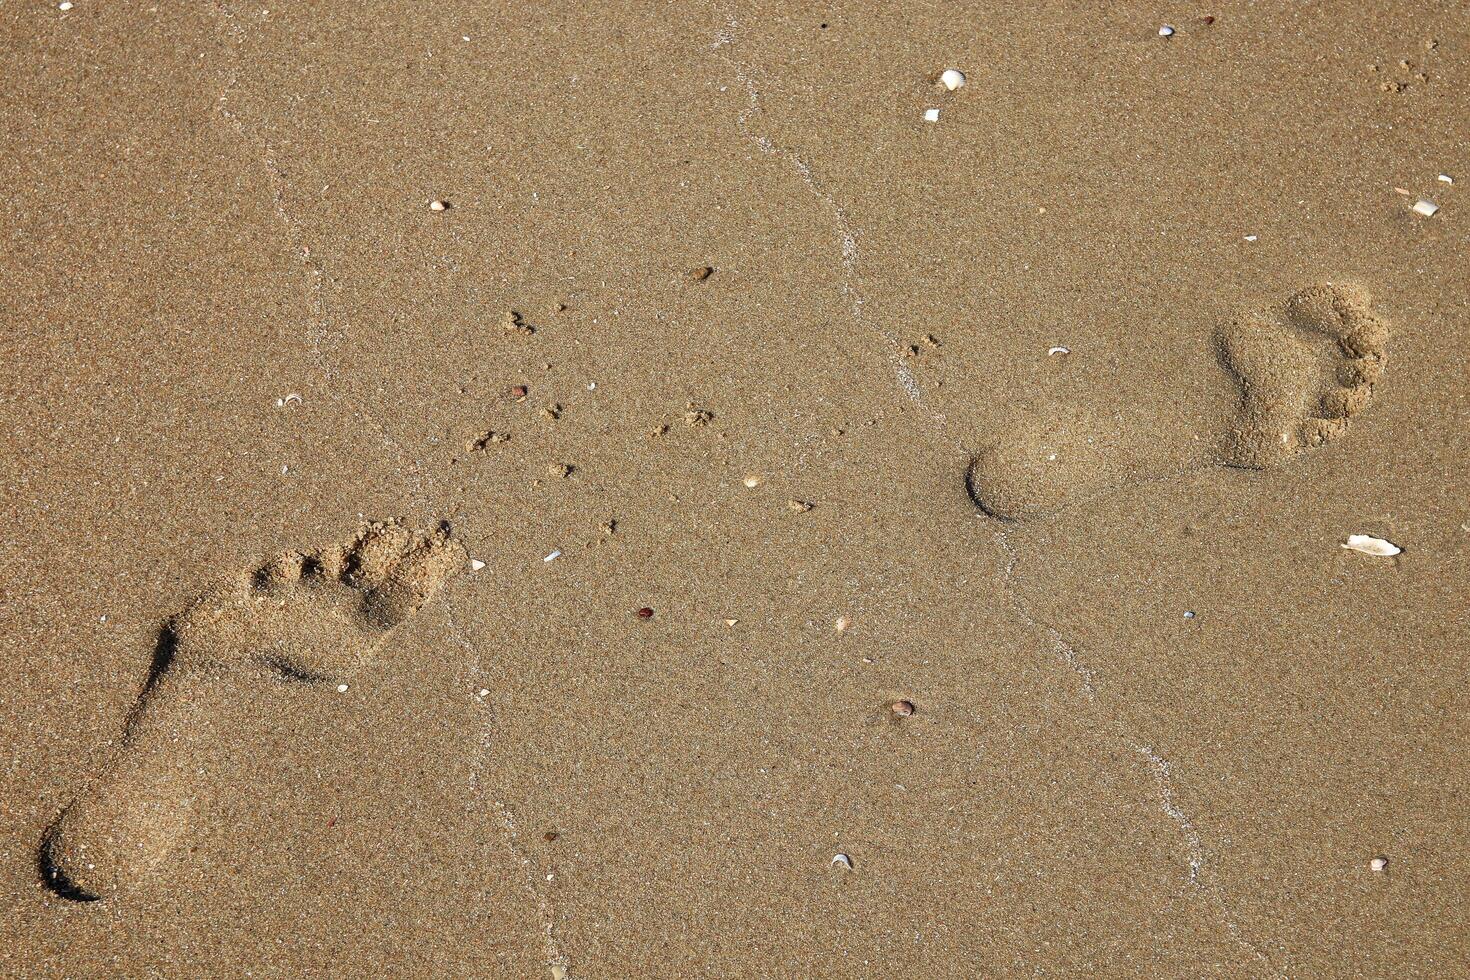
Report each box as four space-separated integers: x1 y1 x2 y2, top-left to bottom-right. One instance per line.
637 607 654 619
599 519 617 535
510 384 528 399
1199 14 1215 24
550 463 573 478
544 831 560 842
690 265 714 281
429 199 449 211
891 700 915 718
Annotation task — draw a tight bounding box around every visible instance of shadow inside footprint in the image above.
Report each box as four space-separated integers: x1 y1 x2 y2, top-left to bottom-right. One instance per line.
39 519 467 902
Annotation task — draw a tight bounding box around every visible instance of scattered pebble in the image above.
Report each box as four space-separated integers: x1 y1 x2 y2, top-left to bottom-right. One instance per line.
58 2 73 9
684 405 714 427
429 199 449 212
1183 610 1196 619
1370 856 1389 871
549 463 573 479
831 853 853 870
743 474 763 488
543 550 561 563
336 684 349 693
469 558 486 571
1341 534 1401 557
550 966 569 980
477 688 490 697
1243 234 1258 242
891 700 915 718
1411 199 1439 217
724 618 738 627
787 499 814 513
939 68 966 91
510 384 528 399
1159 24 1175 37
923 108 940 123
637 607 654 619
690 265 714 281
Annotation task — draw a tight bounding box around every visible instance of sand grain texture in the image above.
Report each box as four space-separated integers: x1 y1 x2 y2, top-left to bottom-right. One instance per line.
3 1 1467 977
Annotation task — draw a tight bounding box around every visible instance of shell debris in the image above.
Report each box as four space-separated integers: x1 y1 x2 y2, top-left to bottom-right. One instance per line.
831 853 853 870
923 108 940 123
1341 534 1401 557
939 68 966 91
1411 199 1439 217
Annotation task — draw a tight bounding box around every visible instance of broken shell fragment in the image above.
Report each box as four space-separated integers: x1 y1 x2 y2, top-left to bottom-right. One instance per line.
831 853 853 870
1341 534 1402 557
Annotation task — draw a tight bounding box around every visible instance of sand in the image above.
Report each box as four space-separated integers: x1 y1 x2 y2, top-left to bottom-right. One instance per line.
2 1 1467 977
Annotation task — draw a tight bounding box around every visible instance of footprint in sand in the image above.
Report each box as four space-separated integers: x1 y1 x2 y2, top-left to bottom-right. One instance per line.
39 520 466 901
967 282 1392 520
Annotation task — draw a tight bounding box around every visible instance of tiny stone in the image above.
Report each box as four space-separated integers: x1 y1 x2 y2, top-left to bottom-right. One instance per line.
429 199 449 211
1370 856 1388 871
477 689 490 697
1159 24 1175 36
470 558 486 571
637 607 654 619
787 499 814 512
58 2 73 9
724 618 738 627
544 831 560 842
1183 610 1196 619
336 684 349 693
690 265 714 281
600 519 618 535
550 463 573 478
891 700 915 718
510 384 528 399
923 108 940 123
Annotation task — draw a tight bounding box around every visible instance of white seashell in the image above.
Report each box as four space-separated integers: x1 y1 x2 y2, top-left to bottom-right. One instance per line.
1159 25 1175 36
1341 534 1401 557
940 68 966 91
831 853 853 870
923 108 940 123
1411 199 1439 217
469 558 486 571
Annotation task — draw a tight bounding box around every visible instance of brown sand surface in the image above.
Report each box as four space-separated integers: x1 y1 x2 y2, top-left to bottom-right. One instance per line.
3 2 1468 976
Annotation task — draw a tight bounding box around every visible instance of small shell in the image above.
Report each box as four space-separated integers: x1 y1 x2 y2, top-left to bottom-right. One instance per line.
1341 534 1401 557
922 108 940 123
1411 199 1439 217
831 853 853 870
1158 25 1175 36
939 68 966 91
469 558 486 571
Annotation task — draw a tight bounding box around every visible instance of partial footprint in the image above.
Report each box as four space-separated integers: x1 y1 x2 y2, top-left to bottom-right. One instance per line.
39 519 466 901
966 283 1391 520
1215 282 1389 469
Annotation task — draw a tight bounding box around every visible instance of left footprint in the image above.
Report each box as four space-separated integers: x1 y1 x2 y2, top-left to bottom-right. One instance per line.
39 519 466 900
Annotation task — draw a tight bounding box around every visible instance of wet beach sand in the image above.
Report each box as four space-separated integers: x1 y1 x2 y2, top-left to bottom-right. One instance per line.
2 2 1468 977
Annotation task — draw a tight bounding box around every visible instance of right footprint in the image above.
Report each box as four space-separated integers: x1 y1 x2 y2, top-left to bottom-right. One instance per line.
966 283 1392 520
1215 282 1390 470
39 519 466 901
